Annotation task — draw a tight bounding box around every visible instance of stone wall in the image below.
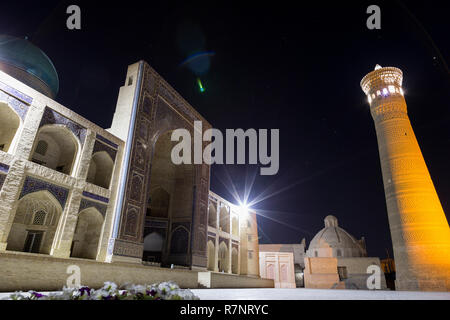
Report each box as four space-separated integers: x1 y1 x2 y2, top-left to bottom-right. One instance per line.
0 252 272 292
337 257 387 289
303 257 340 289
0 251 198 291
198 271 273 289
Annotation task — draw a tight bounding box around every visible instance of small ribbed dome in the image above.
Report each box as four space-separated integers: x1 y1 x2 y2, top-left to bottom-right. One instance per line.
0 35 59 98
307 215 367 258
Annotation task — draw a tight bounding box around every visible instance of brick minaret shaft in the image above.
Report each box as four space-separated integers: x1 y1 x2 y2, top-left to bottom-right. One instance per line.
361 65 450 291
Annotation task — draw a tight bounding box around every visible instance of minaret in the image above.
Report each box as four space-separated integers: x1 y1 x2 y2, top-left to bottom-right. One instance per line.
361 65 450 291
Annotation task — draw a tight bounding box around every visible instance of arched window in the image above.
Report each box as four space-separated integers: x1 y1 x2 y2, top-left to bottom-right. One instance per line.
231 247 239 274
35 140 48 156
218 241 229 272
31 125 79 176
207 240 215 271
71 207 104 260
219 206 230 233
336 249 342 257
86 151 114 189
232 216 239 236
314 250 318 257
33 210 47 225
208 202 217 228
0 103 21 153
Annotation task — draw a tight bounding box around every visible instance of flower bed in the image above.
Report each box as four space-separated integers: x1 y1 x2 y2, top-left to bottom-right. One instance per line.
5 281 200 300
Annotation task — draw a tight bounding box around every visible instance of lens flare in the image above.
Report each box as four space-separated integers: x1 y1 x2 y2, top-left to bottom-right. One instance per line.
197 78 205 93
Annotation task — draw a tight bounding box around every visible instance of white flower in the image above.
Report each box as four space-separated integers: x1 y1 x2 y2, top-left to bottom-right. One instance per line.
4 281 199 300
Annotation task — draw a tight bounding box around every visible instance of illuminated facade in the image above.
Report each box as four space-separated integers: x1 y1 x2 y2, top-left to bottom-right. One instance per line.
361 65 450 291
0 37 262 291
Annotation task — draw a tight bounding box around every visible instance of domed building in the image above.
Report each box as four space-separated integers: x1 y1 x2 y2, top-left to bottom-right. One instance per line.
0 35 59 98
303 215 387 290
306 215 367 258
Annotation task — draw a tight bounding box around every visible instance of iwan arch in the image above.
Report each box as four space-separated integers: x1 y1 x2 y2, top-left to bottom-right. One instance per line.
0 36 264 291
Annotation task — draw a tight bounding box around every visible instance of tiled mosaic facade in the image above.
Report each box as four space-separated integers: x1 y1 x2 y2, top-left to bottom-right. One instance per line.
39 107 87 146
92 139 117 161
111 62 211 268
79 198 108 217
19 176 69 208
0 80 32 122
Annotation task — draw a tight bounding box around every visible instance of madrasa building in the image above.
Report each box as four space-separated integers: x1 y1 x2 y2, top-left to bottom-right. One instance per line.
0 35 268 291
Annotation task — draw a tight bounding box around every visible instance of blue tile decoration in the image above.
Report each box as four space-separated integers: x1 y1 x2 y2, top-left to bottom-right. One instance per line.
0 173 6 190
93 140 117 161
207 231 216 237
19 176 69 208
0 163 9 173
0 80 33 104
96 134 118 149
0 89 29 121
39 107 86 145
79 198 107 217
82 190 109 204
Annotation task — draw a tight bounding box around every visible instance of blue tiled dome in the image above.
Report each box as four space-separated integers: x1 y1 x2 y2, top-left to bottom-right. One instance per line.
0 35 59 98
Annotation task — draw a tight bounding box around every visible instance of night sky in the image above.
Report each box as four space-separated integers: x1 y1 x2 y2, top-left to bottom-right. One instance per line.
1 0 449 259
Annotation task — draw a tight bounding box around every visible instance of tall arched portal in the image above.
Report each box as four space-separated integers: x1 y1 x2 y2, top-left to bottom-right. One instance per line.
144 131 195 266
110 62 211 268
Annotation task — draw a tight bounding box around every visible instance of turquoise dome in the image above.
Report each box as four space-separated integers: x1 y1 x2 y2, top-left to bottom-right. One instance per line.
0 35 59 97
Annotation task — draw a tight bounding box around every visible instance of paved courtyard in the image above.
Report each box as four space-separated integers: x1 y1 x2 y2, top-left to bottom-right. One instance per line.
1 288 449 300
190 288 450 300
